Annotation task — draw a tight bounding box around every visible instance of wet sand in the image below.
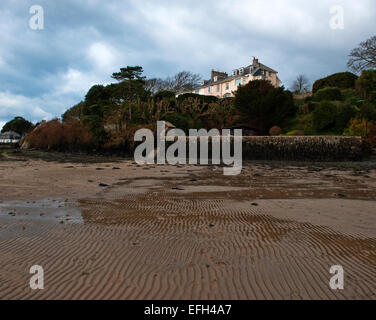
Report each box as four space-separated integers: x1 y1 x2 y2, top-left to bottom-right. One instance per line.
0 156 375 300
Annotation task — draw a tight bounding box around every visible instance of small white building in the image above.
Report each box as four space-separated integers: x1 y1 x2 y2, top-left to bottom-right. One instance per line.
0 131 22 144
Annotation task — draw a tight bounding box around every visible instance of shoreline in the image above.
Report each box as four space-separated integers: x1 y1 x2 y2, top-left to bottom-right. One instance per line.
0 155 375 299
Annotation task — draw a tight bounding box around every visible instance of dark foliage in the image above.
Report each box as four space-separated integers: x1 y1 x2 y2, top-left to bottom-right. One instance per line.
1 117 34 135
234 80 295 132
312 72 358 93
313 87 342 102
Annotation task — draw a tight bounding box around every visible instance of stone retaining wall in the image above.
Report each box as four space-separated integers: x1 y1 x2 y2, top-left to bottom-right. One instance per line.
242 136 363 161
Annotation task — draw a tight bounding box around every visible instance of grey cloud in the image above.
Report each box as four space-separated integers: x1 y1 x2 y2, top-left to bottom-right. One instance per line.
0 0 375 129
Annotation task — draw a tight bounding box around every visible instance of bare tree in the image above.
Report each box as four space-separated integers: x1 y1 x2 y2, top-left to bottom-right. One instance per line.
348 35 376 73
144 78 166 94
145 71 202 94
166 71 202 93
291 75 310 93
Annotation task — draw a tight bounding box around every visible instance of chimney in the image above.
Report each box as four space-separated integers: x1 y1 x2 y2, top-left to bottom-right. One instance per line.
253 57 259 66
211 70 228 82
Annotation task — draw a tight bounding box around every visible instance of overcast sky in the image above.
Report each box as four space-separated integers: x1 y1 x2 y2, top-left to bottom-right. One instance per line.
0 0 375 130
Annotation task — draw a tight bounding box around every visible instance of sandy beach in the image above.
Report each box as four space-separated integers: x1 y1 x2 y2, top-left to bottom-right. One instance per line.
0 151 375 300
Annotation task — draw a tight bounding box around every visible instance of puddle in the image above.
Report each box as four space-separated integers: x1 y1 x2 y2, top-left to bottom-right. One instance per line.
0 199 83 224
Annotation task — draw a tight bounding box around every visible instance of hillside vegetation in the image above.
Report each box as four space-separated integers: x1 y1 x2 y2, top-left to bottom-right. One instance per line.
5 67 376 154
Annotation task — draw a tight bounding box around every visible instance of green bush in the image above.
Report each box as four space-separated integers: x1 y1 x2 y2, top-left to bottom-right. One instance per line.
356 70 376 99
313 101 357 133
1 117 34 135
312 101 337 131
234 80 295 132
335 103 358 133
164 113 192 133
345 96 363 108
154 90 176 101
359 102 376 121
307 101 320 112
313 87 342 102
312 72 358 93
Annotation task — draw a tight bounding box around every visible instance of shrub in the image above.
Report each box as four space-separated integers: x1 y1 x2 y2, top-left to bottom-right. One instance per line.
313 87 342 102
2 117 34 135
345 118 376 148
335 103 358 133
342 88 360 100
312 101 337 131
164 113 192 133
312 72 358 93
356 70 376 99
28 120 95 151
154 90 176 101
305 101 320 113
269 126 282 136
62 101 85 122
359 102 376 121
300 104 310 115
234 80 295 132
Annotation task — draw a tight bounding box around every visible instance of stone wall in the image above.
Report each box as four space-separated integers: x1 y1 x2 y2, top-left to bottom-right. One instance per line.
242 136 363 161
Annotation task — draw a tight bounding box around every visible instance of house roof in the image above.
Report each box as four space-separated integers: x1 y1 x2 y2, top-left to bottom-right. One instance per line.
196 61 278 89
0 131 21 139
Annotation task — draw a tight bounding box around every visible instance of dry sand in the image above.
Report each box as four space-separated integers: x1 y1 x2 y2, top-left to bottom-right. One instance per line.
0 154 375 300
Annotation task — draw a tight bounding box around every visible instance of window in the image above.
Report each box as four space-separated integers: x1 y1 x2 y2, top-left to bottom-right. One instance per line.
208 86 212 93
214 76 218 82
226 83 230 90
235 78 242 86
217 84 220 92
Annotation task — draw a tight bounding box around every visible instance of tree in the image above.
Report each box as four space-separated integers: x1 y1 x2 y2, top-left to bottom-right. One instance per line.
292 75 310 93
144 71 202 94
62 101 85 122
355 69 376 99
1 117 34 135
166 71 202 93
348 35 376 73
112 66 146 83
144 78 166 94
234 80 295 132
85 85 111 107
312 72 358 93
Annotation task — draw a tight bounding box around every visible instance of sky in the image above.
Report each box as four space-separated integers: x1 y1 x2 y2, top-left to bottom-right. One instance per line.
0 0 375 130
